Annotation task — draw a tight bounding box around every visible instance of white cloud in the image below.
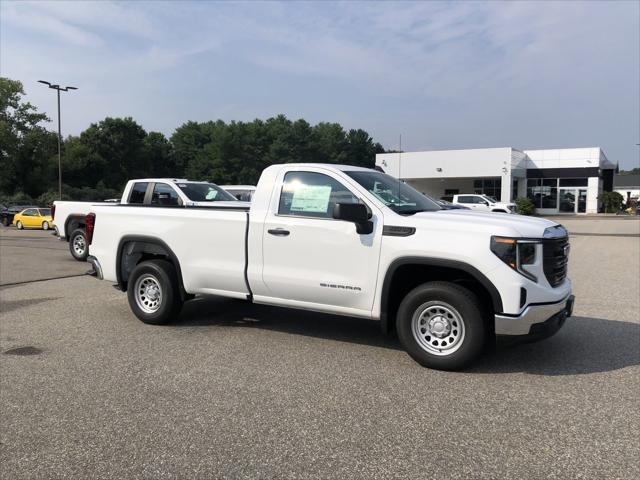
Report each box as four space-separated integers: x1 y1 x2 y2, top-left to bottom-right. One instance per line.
0 0 637 167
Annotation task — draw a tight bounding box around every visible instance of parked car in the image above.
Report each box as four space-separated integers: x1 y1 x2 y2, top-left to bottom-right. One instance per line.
85 164 574 371
1 204 38 226
12 207 53 230
221 185 256 202
452 194 516 213
53 178 240 261
436 199 471 210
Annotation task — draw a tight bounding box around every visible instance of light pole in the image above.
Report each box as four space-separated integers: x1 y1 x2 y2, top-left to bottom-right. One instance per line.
38 80 78 200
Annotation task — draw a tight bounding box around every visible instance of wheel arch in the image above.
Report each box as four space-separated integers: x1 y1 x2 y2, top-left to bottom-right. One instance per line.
64 215 86 240
116 235 187 299
379 257 503 335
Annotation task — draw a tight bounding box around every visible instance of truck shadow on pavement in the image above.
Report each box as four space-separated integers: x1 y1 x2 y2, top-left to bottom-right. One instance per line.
177 296 639 376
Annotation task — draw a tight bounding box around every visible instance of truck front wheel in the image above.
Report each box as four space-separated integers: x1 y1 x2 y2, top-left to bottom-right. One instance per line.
396 282 486 370
127 260 183 325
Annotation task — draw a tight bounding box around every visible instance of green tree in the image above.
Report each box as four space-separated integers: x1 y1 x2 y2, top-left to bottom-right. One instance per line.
76 117 148 189
144 131 177 178
0 77 57 197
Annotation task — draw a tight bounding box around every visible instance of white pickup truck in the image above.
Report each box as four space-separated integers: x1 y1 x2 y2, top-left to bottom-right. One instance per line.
86 164 574 370
451 194 516 213
53 178 238 261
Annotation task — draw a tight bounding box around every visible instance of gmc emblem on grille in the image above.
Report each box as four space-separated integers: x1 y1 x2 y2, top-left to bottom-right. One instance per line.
564 245 570 256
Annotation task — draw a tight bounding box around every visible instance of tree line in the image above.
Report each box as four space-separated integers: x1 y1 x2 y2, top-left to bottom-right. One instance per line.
0 77 385 205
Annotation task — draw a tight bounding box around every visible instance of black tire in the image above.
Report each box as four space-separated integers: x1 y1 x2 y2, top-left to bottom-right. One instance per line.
492 209 507 213
68 228 88 261
127 260 183 325
396 281 486 370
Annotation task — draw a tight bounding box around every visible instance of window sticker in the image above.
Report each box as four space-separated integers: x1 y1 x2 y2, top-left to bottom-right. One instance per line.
290 185 332 213
205 190 218 200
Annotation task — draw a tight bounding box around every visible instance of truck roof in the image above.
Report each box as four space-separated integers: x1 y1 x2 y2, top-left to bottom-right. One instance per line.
270 163 376 173
129 178 210 184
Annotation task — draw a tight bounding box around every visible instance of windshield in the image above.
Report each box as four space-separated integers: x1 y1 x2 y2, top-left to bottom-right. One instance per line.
39 208 51 216
345 171 441 214
176 183 237 202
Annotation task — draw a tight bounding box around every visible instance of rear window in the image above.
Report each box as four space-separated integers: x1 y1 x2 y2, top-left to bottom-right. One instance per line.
457 196 472 204
151 183 181 206
177 183 236 202
129 182 148 204
39 208 51 216
226 189 254 202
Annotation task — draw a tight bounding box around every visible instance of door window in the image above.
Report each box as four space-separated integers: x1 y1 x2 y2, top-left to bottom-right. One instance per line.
129 182 148 204
22 209 36 216
278 171 358 218
457 196 472 204
151 183 181 206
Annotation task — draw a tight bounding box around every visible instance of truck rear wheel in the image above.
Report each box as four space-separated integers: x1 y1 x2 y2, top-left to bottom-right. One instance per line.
127 260 183 325
69 229 88 261
396 281 486 370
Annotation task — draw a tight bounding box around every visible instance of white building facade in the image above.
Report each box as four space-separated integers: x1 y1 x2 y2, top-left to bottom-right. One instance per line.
375 147 615 214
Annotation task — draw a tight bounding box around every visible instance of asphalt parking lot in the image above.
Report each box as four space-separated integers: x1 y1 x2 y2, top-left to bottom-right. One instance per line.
1 218 639 479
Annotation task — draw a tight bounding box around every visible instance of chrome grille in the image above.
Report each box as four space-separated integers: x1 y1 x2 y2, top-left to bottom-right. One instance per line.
543 236 569 287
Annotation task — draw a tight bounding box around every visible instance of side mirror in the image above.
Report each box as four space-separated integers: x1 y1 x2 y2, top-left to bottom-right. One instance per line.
332 203 373 235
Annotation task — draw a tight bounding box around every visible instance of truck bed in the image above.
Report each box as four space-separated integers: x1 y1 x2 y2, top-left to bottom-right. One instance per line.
90 204 251 299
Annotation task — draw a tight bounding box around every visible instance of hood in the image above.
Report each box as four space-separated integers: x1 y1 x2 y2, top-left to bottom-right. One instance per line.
410 209 561 238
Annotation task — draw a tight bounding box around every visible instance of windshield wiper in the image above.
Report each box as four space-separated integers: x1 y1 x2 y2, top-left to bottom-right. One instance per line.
397 208 430 215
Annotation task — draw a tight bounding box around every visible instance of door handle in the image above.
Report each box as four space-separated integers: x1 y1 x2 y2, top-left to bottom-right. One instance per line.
268 228 290 237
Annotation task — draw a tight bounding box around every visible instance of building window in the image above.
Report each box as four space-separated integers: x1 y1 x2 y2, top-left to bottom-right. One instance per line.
512 179 518 201
527 179 558 209
444 189 459 195
473 178 501 200
559 178 588 187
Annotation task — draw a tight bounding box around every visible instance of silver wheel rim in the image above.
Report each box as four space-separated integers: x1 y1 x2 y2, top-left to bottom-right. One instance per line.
134 274 163 314
411 301 466 356
43 222 49 230
73 235 85 256
17 221 22 229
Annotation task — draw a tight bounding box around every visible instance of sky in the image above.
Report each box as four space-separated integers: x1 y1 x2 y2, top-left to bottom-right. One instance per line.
1 0 639 169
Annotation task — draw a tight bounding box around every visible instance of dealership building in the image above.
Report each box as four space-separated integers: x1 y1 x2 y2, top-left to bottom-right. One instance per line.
375 147 616 214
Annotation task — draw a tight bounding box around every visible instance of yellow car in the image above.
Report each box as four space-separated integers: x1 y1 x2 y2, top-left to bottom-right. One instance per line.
13 207 53 230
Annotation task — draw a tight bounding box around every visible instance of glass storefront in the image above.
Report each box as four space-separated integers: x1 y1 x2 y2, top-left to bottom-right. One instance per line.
473 178 501 200
527 178 588 212
527 179 558 209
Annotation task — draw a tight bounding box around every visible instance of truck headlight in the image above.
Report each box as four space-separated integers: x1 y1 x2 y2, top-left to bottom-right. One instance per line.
490 236 539 282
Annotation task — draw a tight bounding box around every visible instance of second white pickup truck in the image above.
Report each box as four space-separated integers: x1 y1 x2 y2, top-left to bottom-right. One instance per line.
53 178 239 260
451 194 516 213
86 164 574 370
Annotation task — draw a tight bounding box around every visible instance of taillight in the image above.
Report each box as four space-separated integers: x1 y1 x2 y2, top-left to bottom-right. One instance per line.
85 213 96 245
51 204 56 220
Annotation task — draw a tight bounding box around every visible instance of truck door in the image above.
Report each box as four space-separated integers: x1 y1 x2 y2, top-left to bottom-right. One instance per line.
260 169 382 314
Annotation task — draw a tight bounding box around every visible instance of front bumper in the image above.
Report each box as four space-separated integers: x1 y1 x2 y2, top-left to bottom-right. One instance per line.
495 294 574 336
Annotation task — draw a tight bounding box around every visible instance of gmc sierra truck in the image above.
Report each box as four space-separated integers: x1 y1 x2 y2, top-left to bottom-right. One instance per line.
86 164 574 370
53 178 239 261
